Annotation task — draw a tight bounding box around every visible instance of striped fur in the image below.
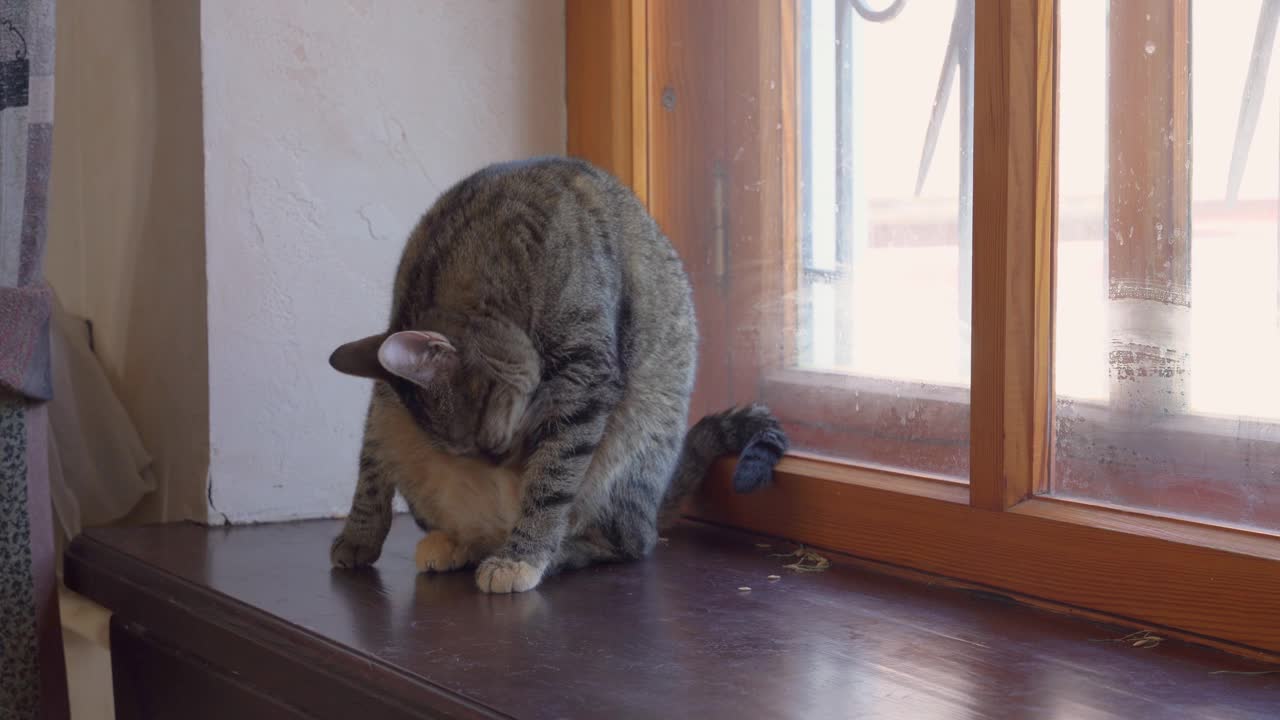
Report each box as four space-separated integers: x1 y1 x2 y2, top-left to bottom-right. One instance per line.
328 157 788 593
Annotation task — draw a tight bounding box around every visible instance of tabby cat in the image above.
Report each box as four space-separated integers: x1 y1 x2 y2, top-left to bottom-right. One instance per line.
328 157 788 593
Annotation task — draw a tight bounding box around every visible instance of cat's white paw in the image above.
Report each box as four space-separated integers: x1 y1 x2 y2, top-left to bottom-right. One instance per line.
475 556 544 593
415 531 470 572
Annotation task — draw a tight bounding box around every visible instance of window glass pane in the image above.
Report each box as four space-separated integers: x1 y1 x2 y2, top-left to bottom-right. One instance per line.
798 1 971 385
1055 1 1280 529
650 1 971 482
785 0 972 479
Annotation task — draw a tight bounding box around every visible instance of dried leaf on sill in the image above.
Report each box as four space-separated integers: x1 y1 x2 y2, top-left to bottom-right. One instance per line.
773 547 831 573
1088 630 1164 649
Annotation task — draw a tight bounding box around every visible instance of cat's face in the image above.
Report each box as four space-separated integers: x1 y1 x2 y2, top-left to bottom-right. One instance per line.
330 330 534 462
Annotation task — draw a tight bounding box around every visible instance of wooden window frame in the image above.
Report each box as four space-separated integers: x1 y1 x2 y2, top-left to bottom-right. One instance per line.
566 0 1280 659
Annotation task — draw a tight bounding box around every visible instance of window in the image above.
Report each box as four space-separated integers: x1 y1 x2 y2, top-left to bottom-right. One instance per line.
567 0 1280 658
793 0 973 480
1054 0 1280 530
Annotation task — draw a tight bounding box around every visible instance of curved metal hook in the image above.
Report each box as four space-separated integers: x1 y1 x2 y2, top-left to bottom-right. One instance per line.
848 0 908 24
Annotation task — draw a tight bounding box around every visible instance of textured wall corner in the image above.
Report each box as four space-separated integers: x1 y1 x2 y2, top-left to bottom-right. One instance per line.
201 0 566 522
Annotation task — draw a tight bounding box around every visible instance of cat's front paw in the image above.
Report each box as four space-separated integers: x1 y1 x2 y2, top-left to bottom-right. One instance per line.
330 533 383 569
415 531 471 572
475 556 544 593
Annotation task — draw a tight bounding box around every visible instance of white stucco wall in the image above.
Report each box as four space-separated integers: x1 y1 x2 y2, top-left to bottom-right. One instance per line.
201 0 566 522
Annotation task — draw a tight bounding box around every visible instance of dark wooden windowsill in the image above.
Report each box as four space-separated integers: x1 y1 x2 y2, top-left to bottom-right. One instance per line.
65 516 1277 719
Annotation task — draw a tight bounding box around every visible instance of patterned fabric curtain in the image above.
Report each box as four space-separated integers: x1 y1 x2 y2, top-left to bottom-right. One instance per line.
0 0 68 718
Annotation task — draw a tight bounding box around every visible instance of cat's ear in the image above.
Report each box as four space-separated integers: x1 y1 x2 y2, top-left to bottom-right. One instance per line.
376 330 459 388
329 333 391 380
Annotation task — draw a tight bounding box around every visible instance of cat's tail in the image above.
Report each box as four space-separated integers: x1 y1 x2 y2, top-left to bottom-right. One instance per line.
658 404 789 528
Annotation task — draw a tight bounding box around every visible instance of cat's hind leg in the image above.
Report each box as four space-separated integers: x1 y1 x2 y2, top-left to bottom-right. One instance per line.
550 531 632 573
547 496 663 575
550 431 681 574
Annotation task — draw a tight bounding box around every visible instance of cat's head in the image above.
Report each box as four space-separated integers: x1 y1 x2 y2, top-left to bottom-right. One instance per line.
329 323 538 462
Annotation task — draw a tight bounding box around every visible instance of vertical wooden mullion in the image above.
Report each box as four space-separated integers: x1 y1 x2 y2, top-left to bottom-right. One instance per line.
566 0 648 203
971 0 1057 511
726 1 794 401
646 0 794 424
778 0 798 372
647 1 733 421
725 2 768 408
630 0 650 207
